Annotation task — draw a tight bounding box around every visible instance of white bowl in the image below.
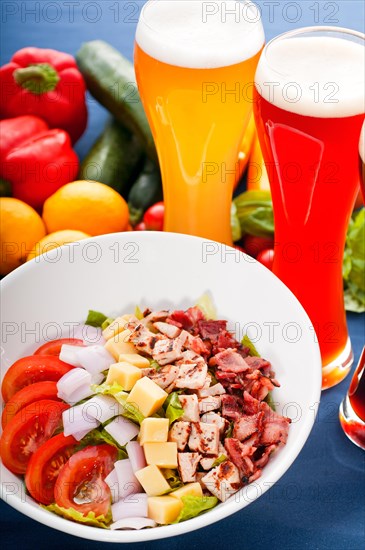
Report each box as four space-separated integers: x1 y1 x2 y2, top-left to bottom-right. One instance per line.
0 231 322 543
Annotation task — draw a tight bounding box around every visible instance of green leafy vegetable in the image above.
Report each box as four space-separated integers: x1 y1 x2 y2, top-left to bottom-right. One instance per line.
101 317 114 331
241 334 260 357
134 305 144 320
75 428 128 460
265 392 276 412
172 495 218 523
196 293 217 320
225 422 234 438
161 469 183 490
149 359 161 371
234 190 274 237
212 454 228 467
85 309 108 328
343 208 365 312
42 503 111 528
208 369 218 386
163 392 184 424
231 202 242 242
92 382 145 424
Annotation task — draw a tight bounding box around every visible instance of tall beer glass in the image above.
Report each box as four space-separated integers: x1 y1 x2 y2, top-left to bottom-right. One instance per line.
254 27 365 389
135 0 264 244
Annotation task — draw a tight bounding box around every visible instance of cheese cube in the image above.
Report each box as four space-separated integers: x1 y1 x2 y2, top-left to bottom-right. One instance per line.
147 496 183 524
118 353 150 369
126 377 167 417
102 315 133 340
139 418 169 445
144 442 178 468
170 482 203 500
106 362 142 390
134 464 170 496
104 329 137 359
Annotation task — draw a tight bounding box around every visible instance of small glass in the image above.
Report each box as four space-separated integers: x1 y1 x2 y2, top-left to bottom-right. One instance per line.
339 347 365 450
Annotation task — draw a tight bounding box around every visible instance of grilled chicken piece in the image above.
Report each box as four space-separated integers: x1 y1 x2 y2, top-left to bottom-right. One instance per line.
200 411 227 435
188 422 219 455
179 394 200 422
198 396 221 414
201 461 242 502
153 321 182 339
152 332 187 366
168 421 191 451
177 452 201 482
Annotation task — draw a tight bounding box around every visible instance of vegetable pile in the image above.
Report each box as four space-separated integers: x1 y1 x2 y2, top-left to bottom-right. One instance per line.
0 300 290 530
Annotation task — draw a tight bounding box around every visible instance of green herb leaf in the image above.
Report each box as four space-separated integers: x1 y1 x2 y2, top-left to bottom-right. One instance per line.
212 454 228 467
101 317 115 331
172 495 218 523
85 310 108 328
343 208 365 313
163 392 184 424
92 382 145 425
42 503 111 528
241 334 260 357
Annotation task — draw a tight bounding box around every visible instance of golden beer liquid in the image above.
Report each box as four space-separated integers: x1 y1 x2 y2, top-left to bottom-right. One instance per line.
135 43 262 244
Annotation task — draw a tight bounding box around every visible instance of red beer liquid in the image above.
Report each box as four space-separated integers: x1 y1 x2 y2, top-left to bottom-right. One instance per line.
253 92 364 367
349 349 365 422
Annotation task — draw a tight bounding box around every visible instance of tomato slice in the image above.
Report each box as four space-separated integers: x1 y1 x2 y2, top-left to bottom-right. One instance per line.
25 433 77 505
1 381 60 429
0 399 69 474
35 338 84 356
1 355 74 402
54 444 117 517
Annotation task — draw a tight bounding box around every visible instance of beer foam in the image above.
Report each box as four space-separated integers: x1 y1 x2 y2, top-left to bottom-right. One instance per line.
255 34 365 118
136 0 265 68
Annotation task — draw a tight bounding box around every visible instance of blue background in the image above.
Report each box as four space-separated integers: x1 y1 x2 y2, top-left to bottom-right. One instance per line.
1 1 364 548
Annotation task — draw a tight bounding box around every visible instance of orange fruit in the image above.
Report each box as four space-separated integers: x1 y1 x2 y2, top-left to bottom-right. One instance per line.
0 197 46 275
42 180 129 236
26 230 91 261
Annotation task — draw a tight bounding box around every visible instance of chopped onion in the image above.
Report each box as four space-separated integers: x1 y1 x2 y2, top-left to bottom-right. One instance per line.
112 493 148 521
57 368 91 397
110 518 157 530
59 344 82 367
83 395 123 424
105 468 120 503
76 345 114 375
104 417 139 446
114 459 143 500
72 428 93 441
126 441 147 472
61 383 95 405
74 324 106 346
62 402 100 438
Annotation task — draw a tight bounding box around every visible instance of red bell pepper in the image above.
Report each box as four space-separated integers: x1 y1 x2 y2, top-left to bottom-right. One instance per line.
0 115 48 164
0 47 87 144
1 118 79 210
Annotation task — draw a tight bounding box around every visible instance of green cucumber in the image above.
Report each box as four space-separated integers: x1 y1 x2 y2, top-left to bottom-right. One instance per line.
76 41 157 163
0 178 12 197
128 159 163 225
79 118 144 197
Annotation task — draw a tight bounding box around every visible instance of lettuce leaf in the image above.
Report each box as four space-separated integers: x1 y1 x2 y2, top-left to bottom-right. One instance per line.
161 468 183 490
241 334 260 357
85 310 108 328
92 382 145 424
234 190 274 237
343 208 365 312
76 428 128 460
172 495 219 523
231 202 242 242
212 454 228 467
42 503 111 528
163 392 184 424
101 317 114 331
196 293 217 320
134 305 144 320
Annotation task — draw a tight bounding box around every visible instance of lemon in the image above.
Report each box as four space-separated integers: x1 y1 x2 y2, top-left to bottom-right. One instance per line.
0 198 46 275
26 230 91 261
42 180 129 236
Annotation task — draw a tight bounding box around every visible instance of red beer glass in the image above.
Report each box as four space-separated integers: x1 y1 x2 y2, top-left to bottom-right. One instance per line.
253 27 365 389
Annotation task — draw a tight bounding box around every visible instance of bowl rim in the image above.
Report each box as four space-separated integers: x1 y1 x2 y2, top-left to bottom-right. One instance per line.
0 231 322 543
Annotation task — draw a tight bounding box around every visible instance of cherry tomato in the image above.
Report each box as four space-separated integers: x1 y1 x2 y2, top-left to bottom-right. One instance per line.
54 444 117 517
35 338 84 356
134 221 146 231
1 381 60 429
256 248 275 270
143 202 164 231
1 355 74 403
234 244 247 254
243 235 274 258
25 433 77 505
0 400 69 474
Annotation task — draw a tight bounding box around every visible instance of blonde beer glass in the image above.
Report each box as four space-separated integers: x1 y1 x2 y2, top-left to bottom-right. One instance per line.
135 0 264 244
253 28 365 389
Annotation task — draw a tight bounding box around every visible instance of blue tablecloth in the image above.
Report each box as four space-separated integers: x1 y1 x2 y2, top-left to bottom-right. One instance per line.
1 2 364 548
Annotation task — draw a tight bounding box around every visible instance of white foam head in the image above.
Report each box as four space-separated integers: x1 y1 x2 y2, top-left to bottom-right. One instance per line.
255 28 365 118
136 0 265 69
